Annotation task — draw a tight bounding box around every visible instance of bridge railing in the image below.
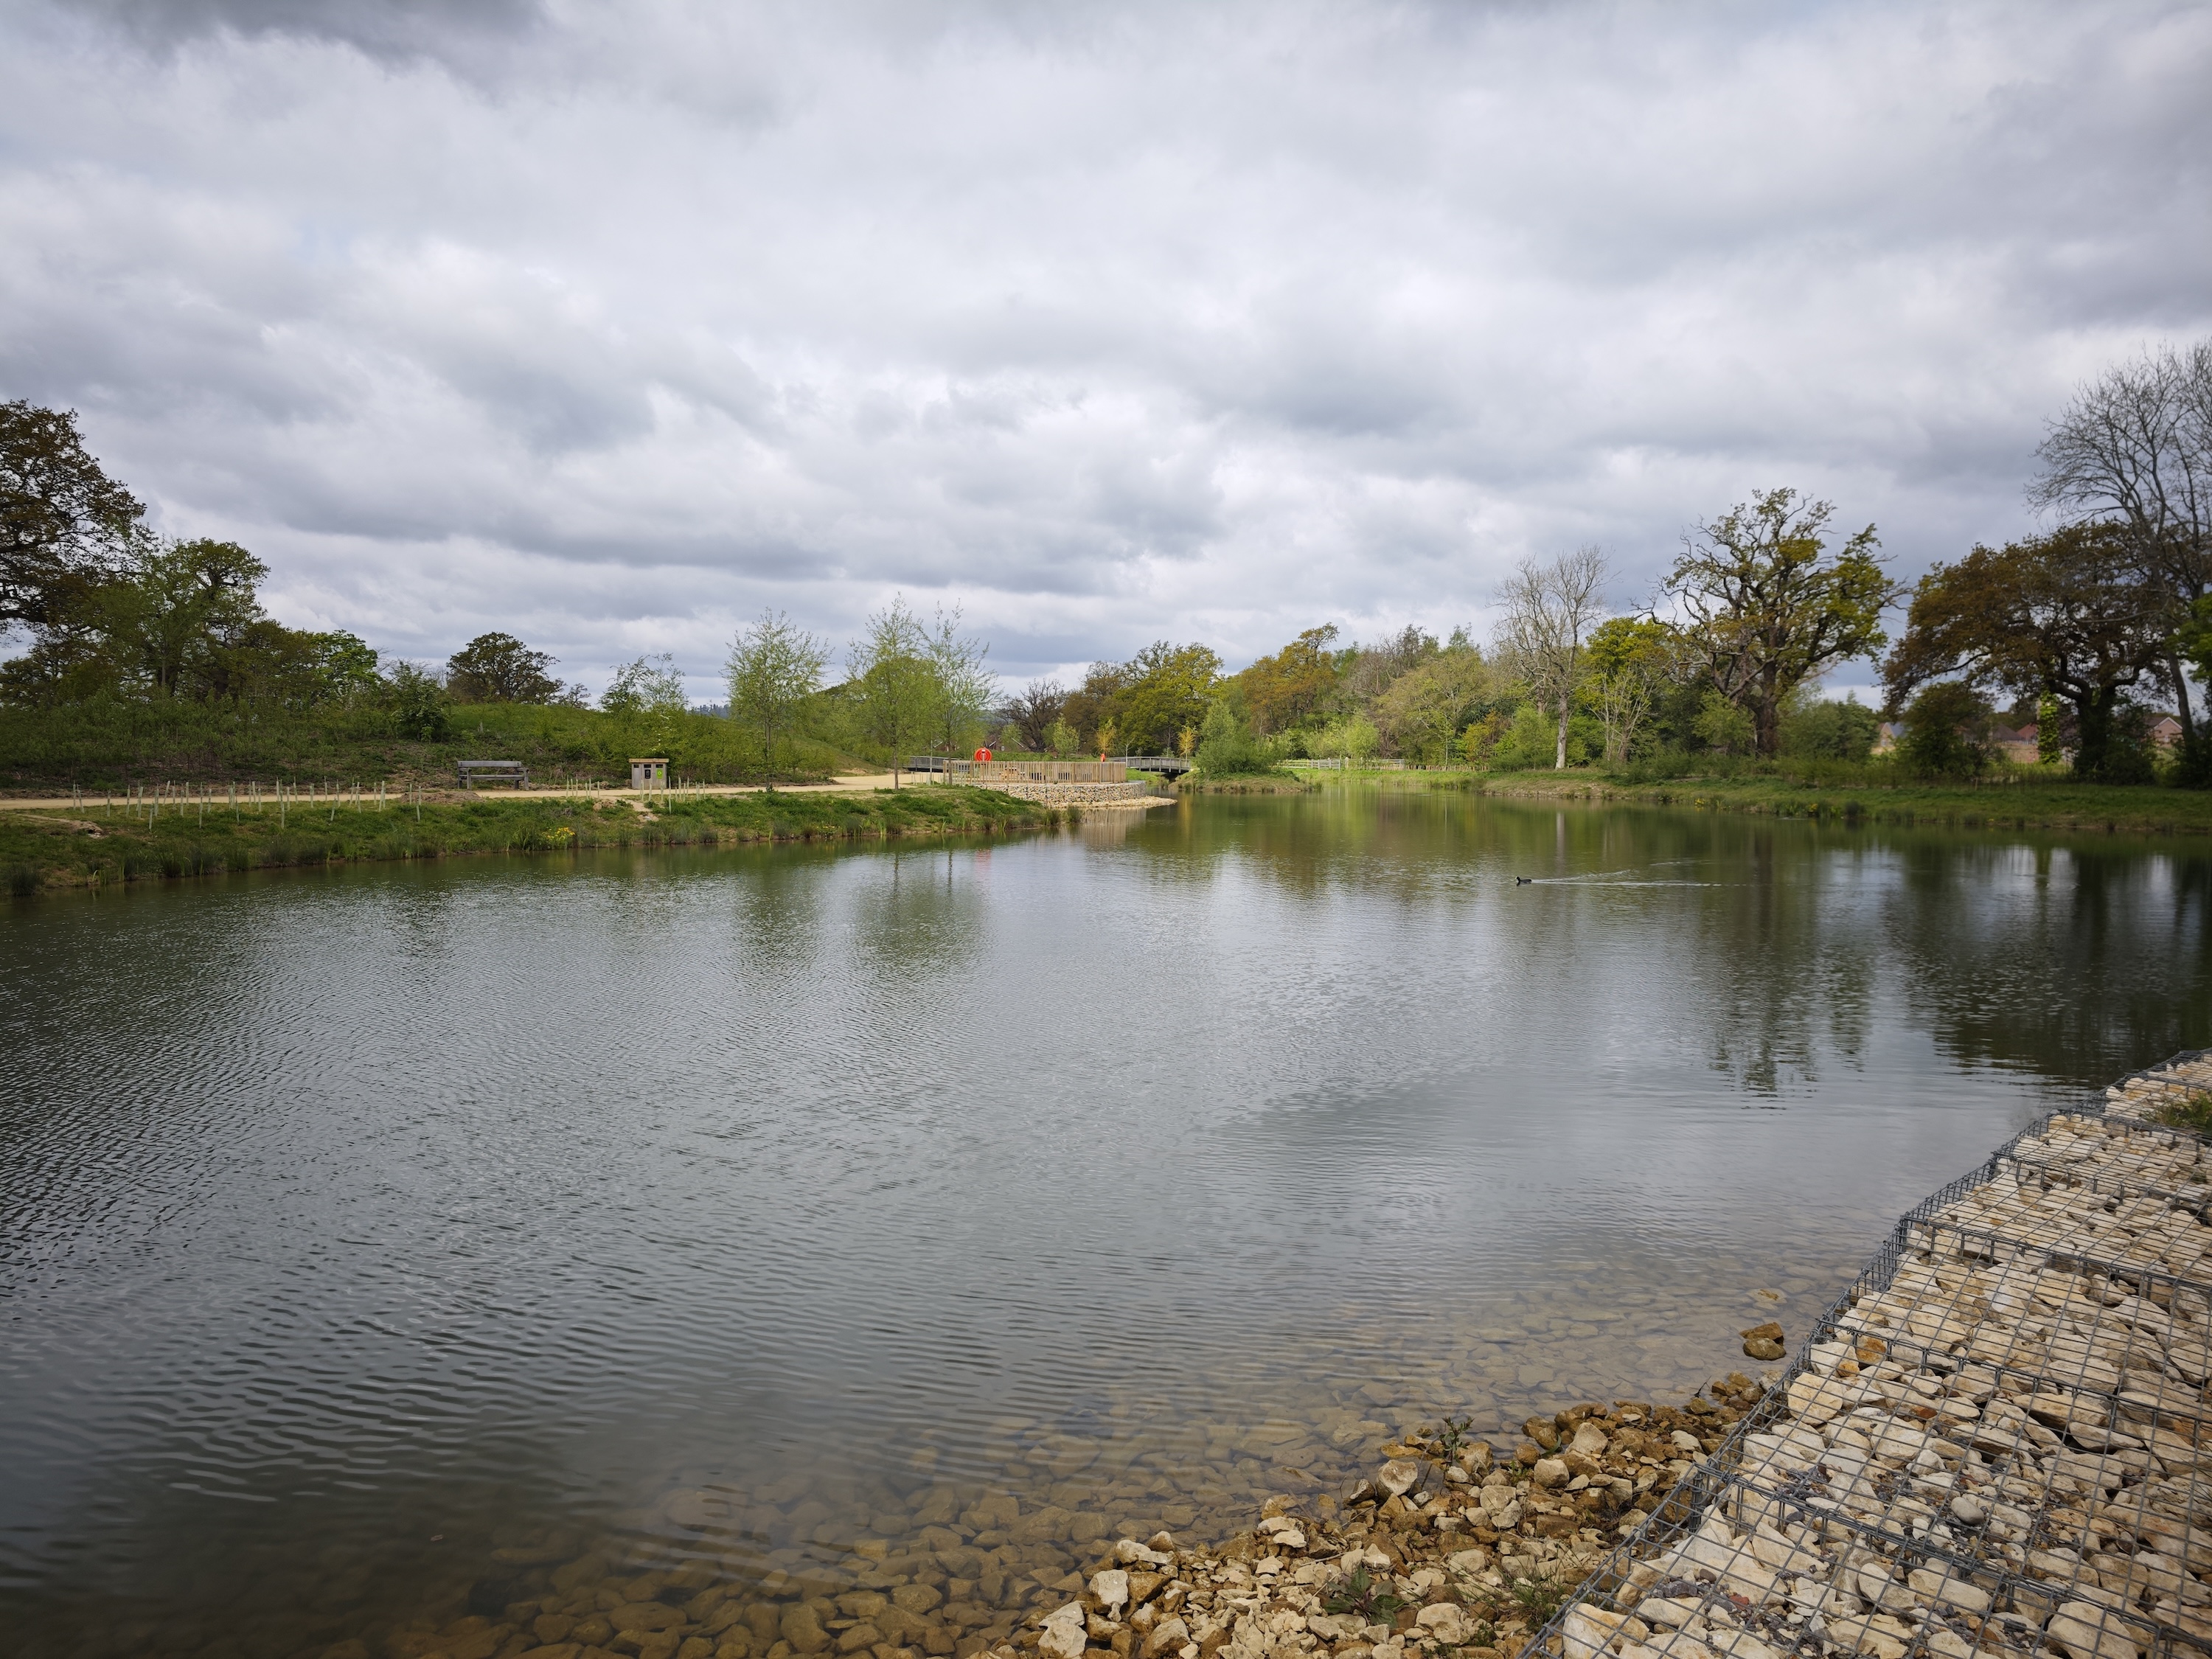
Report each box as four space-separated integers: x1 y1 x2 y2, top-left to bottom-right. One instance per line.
908 758 1134 783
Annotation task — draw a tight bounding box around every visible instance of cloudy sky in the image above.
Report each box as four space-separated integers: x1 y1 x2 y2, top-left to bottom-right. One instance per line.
2 0 2208 698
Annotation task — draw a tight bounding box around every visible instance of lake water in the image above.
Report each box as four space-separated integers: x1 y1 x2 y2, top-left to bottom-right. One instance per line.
3 787 2208 1659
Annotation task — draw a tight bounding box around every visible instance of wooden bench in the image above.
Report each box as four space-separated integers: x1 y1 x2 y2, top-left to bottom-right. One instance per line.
456 760 531 788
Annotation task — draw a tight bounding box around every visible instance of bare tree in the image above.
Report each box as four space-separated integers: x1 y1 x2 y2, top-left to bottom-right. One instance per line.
2032 338 2212 765
1003 678 1068 751
1494 546 1608 769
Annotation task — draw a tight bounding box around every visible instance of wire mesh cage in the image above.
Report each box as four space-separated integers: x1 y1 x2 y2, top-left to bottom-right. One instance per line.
1526 1052 2212 1659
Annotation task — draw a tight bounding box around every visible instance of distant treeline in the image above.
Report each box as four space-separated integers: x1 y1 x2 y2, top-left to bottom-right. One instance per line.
5 334 2209 788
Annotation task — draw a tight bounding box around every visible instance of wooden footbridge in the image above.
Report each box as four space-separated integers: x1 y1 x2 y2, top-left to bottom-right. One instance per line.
905 755 1196 782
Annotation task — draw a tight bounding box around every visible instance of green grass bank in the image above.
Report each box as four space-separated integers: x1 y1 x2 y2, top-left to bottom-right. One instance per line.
1455 766 2212 835
0 696 857 792
0 785 1052 894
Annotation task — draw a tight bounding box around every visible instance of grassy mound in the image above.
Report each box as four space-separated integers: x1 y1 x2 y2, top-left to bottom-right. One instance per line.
0 785 1051 894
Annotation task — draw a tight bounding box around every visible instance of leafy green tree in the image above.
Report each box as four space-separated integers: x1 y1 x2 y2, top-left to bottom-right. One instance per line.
602 653 686 717
1374 645 1494 761
1 400 144 630
1584 616 1680 762
0 532 383 712
1236 625 1343 734
1492 703 1588 768
849 595 937 785
1195 695 1275 775
1898 683 1994 779
1692 690 1757 757
1780 690 1880 761
1310 712 1380 762
1043 714 1079 757
1663 490 1898 757
1883 524 2166 782
1106 640 1221 753
447 632 563 703
118 538 268 698
603 651 688 758
727 610 828 789
924 604 994 765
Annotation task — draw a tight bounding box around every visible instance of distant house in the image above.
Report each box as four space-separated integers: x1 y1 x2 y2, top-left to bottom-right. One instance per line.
1989 723 2039 765
1874 721 1904 754
2150 716 2184 750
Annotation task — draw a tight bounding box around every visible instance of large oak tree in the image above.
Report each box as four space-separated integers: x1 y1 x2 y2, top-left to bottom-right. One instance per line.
2032 338 2211 770
1 400 145 630
1882 524 2168 782
445 632 563 703
1662 490 1897 757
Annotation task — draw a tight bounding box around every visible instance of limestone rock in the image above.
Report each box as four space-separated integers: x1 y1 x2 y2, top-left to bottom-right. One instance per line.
1141 1616 1191 1659
780 1604 830 1655
1413 1606 1470 1646
1907 1569 1991 1615
1377 1460 1421 1498
613 1604 686 1633
1039 1604 1090 1659
1091 1572 1130 1618
2047 1602 2140 1659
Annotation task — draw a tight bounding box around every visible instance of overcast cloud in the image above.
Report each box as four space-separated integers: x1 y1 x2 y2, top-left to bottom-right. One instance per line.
2 0 2208 696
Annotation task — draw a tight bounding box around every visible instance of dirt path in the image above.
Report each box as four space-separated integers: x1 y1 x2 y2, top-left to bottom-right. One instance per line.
0 775 942 812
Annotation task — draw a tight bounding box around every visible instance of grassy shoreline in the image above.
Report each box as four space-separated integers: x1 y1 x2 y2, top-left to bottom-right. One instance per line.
0 785 1054 894
1452 767 2212 835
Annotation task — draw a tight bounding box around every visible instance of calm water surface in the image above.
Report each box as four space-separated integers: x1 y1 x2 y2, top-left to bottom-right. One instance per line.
2 789 2208 1657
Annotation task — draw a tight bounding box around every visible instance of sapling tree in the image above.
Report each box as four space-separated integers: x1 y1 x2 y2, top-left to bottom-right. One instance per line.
726 610 828 790
925 604 993 767
603 652 688 757
849 596 936 787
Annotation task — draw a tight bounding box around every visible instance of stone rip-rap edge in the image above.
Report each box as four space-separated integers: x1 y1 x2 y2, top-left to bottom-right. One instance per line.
380 1380 1775 1659
984 1385 1783 1659
1516 1048 2212 1659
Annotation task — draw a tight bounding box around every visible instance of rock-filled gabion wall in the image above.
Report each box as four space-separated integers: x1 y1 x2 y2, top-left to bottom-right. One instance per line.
988 782 1164 807
1530 1050 2212 1659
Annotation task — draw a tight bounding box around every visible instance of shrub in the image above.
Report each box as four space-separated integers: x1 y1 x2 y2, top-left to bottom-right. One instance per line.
1899 683 1992 779
1782 692 1879 760
1692 692 1757 757
1197 698 1279 775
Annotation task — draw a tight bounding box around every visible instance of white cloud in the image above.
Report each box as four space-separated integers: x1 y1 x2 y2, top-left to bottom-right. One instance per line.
2 0 2208 694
